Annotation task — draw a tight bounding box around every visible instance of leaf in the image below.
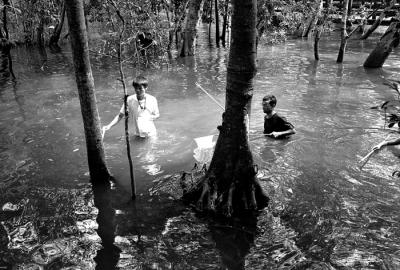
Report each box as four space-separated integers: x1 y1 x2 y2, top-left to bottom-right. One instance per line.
388 123 395 128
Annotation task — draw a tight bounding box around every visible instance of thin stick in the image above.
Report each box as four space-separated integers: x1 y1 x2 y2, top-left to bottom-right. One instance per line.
359 134 392 169
109 0 136 200
195 83 224 110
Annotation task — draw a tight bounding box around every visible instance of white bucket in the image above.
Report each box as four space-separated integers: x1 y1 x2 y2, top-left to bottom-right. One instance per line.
193 135 217 164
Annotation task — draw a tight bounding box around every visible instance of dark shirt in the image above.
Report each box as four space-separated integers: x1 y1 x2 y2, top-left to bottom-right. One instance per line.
264 113 294 134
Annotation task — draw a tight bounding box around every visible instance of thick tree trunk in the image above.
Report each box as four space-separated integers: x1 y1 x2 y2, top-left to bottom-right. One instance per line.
49 1 66 47
179 0 202 57
337 0 350 63
360 1 395 40
363 19 400 68
214 0 220 47
65 0 111 182
183 0 269 217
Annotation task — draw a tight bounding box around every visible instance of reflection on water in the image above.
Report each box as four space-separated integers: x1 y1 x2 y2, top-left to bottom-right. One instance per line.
1 30 400 269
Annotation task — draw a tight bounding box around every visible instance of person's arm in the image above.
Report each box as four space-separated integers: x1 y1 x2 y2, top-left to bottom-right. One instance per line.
266 116 295 138
268 128 296 138
373 137 400 150
148 97 160 120
103 112 123 131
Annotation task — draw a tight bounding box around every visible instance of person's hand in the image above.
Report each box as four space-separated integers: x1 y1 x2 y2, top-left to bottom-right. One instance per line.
102 125 110 139
372 142 386 151
266 131 280 138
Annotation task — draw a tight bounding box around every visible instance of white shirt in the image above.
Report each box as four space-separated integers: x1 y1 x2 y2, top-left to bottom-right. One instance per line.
120 93 159 137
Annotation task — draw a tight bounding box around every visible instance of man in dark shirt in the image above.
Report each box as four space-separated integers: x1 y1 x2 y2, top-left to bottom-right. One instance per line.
263 94 295 138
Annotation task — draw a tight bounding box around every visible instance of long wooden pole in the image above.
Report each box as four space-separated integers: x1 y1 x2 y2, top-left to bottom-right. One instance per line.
108 0 136 199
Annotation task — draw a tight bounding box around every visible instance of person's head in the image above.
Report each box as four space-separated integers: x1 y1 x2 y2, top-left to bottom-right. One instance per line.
132 75 148 100
262 94 277 114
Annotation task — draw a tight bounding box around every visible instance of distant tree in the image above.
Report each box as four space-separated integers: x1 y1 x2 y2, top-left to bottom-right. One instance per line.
0 0 16 79
360 0 396 40
183 0 269 217
313 0 325 60
364 16 400 68
214 0 220 47
49 0 66 47
337 0 350 63
179 0 203 56
65 0 111 182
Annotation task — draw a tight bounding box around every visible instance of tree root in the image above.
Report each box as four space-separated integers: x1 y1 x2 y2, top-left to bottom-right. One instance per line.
223 182 235 217
197 180 209 211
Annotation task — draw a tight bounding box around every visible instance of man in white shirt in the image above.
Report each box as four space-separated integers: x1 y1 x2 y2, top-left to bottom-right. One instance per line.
103 76 160 138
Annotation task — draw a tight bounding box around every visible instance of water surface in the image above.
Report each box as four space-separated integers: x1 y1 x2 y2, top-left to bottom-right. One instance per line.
1 29 400 269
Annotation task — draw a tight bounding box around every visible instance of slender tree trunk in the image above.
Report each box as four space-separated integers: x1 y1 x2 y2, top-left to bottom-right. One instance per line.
183 0 269 217
179 0 203 56
221 0 228 47
337 0 350 63
2 0 15 79
107 0 137 199
360 0 395 40
65 0 111 182
364 18 400 68
2 1 8 39
49 1 66 47
214 0 220 47
209 0 212 43
348 0 353 15
313 0 325 60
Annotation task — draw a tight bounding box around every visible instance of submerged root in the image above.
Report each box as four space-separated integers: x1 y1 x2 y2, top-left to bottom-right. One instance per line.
197 181 209 211
222 182 235 217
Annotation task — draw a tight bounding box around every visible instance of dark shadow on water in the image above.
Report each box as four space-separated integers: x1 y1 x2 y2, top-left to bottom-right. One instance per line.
92 180 121 270
208 215 258 270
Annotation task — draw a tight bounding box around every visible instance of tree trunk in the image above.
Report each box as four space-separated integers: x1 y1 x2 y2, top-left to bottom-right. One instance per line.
208 0 212 43
363 18 400 68
337 0 350 63
49 1 66 47
360 0 395 40
214 0 220 47
301 15 316 37
221 0 228 47
1 0 15 79
183 0 269 217
348 0 353 15
313 0 325 60
65 0 111 182
179 0 202 56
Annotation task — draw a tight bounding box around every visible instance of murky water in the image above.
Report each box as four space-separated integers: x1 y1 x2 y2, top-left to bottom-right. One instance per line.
1 27 400 269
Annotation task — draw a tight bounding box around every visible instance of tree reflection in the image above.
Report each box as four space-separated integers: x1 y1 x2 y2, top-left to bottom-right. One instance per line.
209 215 257 270
92 181 121 270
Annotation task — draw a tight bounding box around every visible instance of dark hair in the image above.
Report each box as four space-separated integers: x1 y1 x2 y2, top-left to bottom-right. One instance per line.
262 94 277 107
132 75 148 88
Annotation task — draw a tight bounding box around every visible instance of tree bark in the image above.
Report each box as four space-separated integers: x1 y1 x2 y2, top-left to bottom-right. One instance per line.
363 18 400 68
337 0 350 63
360 0 395 40
183 0 269 217
49 0 66 47
179 0 203 57
65 0 111 182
